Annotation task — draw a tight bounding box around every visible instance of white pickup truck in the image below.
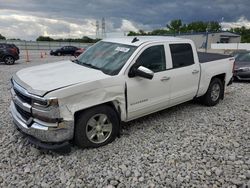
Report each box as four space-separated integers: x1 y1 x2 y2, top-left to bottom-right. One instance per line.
10 36 234 151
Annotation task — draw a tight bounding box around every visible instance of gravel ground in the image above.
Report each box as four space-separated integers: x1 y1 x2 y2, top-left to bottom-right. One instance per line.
0 58 250 188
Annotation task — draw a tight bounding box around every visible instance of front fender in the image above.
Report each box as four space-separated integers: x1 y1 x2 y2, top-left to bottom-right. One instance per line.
45 77 126 121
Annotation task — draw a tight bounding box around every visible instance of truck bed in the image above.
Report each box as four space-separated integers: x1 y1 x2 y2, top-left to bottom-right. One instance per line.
198 52 232 63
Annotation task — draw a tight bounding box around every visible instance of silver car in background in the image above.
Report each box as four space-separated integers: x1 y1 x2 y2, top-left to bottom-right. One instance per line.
233 51 250 81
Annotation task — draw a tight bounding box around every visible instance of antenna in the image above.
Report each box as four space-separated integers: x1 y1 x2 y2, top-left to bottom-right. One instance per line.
131 37 139 43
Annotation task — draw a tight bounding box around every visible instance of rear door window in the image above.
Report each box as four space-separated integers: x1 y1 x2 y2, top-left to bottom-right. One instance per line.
170 43 194 68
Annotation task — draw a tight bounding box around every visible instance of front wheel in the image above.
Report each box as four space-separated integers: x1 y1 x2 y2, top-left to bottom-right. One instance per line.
4 56 15 65
202 78 223 106
74 105 120 148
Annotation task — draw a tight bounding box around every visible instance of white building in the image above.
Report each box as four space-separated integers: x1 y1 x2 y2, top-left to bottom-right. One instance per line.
170 31 241 49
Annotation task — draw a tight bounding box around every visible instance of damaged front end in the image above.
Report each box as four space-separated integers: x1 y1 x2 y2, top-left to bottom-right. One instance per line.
10 78 74 152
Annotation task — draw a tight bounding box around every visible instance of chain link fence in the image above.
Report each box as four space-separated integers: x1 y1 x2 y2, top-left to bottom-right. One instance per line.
0 40 94 62
0 40 93 50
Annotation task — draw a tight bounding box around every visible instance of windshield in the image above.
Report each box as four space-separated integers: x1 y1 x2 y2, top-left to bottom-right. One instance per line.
76 41 137 75
235 52 250 63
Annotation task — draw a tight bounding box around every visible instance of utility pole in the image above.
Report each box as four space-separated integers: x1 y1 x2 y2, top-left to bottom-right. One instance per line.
205 22 211 53
205 28 209 53
101 17 106 38
96 20 99 39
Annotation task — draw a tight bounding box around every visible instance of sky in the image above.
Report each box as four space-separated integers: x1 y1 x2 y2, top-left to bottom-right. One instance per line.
0 0 250 40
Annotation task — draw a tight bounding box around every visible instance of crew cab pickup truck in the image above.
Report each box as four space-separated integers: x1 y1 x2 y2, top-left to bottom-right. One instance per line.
10 36 234 151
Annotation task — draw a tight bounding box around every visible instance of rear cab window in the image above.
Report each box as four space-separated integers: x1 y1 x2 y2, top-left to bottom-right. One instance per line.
169 43 194 69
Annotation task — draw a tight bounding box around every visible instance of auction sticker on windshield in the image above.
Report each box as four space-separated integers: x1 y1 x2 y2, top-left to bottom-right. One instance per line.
115 47 130 53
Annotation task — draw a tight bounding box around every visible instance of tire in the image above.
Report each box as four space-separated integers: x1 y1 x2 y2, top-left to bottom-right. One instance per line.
74 105 120 148
57 52 61 56
202 78 223 106
4 56 15 65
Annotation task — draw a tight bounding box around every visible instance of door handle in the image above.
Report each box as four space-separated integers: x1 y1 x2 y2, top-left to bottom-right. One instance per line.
192 70 199 74
160 76 171 81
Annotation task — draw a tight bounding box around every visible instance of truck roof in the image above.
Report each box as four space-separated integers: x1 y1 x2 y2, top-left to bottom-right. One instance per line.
102 36 190 46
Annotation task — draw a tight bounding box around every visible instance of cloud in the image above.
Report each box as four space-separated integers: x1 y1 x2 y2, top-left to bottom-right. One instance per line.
221 16 250 30
0 10 96 40
0 0 250 40
119 19 139 32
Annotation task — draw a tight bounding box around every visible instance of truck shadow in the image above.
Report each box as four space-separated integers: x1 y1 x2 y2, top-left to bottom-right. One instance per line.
233 80 250 84
120 100 202 134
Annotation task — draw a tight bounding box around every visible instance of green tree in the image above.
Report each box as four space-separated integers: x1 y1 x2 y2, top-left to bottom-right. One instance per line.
127 31 140 36
187 21 207 32
0 34 6 40
166 19 183 33
81 36 100 43
36 36 54 41
149 29 170 35
138 30 147 35
127 20 221 36
8 38 21 41
208 21 221 32
230 26 250 43
186 21 221 33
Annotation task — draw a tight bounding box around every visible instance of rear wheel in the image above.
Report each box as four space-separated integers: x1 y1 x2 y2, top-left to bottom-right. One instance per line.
74 105 119 148
202 78 223 106
4 56 15 65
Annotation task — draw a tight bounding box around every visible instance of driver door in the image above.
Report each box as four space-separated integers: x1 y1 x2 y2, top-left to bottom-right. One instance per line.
126 44 171 120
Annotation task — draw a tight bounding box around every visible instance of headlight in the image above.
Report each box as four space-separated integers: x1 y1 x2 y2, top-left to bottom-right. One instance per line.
31 98 60 123
32 98 58 108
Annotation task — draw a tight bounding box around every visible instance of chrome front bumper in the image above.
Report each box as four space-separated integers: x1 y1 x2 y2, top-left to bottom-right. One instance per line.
10 101 74 143
10 79 74 144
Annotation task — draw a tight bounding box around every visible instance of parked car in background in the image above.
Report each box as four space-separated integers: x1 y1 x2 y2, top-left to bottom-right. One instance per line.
0 43 20 54
233 51 250 81
50 46 79 56
74 48 85 57
0 46 19 65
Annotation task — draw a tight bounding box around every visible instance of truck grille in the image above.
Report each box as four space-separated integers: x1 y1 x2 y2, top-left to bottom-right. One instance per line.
14 88 32 104
15 103 32 121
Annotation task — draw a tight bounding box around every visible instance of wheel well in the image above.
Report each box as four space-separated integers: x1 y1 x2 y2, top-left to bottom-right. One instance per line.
74 101 121 122
210 73 226 99
73 101 122 140
211 73 226 83
3 55 14 59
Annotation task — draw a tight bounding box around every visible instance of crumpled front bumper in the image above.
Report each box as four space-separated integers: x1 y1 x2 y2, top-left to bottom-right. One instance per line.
10 101 74 143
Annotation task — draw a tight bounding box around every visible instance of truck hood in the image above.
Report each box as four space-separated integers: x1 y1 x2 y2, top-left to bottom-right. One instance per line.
14 60 110 96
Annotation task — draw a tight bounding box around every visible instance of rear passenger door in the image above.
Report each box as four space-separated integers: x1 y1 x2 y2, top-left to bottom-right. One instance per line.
166 43 200 105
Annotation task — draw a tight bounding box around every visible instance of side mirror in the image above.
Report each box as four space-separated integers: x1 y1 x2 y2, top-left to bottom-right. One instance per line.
129 66 154 79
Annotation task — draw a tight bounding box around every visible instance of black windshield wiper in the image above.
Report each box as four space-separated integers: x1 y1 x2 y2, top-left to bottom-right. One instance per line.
73 59 101 70
71 59 81 64
81 62 101 70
